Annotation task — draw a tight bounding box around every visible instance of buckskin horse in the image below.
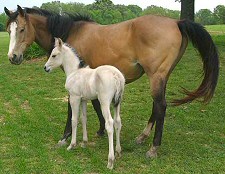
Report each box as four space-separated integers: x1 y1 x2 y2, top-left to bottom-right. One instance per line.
4 5 219 157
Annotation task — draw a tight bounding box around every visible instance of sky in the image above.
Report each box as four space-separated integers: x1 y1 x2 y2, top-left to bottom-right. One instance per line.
1 0 225 13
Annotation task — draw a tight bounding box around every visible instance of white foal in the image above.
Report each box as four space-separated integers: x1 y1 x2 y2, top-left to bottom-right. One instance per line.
44 38 125 169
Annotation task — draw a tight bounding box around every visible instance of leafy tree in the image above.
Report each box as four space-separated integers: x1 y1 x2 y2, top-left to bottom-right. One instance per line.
0 22 5 31
195 9 216 25
142 5 180 19
214 5 225 24
127 5 142 17
0 13 7 31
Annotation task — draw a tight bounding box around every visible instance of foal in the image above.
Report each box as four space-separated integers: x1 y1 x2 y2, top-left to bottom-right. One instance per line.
44 38 125 169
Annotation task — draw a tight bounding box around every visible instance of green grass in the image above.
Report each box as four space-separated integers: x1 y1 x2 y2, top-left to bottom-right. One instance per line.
205 24 225 35
0 28 225 174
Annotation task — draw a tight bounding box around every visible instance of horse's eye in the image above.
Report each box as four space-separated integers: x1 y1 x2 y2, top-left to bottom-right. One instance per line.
20 28 25 33
52 55 56 58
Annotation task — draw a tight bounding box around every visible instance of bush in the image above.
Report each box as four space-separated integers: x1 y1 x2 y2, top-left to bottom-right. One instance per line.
24 43 46 60
0 22 5 31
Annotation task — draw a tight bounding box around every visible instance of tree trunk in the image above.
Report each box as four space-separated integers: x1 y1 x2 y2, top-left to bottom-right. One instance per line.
180 0 195 21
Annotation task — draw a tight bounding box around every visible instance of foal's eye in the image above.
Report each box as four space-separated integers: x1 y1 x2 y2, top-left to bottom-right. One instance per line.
20 28 25 33
52 55 56 58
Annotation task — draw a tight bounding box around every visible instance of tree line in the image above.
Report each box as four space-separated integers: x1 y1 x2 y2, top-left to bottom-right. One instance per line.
0 0 225 31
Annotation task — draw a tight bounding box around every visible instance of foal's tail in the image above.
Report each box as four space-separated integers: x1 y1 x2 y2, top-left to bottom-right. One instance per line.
113 73 125 107
172 20 219 106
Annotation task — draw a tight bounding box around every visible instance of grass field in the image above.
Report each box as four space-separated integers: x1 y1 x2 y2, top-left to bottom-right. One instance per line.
0 26 225 174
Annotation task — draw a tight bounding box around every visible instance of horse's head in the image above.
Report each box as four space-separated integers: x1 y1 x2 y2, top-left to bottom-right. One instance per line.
4 5 35 65
44 38 64 72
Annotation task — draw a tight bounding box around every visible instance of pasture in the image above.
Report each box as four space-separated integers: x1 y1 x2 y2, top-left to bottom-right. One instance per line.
0 26 225 173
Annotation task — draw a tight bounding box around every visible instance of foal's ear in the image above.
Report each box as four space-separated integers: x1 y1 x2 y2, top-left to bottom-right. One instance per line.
4 7 12 17
17 5 25 18
54 37 63 49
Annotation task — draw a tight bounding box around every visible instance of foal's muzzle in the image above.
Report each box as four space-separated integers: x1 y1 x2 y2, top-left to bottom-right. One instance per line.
44 66 50 72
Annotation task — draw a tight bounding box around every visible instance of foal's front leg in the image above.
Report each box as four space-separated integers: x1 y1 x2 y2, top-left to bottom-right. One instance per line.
67 95 81 150
81 100 88 147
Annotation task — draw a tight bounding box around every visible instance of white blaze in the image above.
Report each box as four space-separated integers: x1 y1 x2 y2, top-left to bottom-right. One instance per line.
8 22 17 57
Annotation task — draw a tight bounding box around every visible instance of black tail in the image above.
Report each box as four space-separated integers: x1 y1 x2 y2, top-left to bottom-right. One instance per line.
172 20 219 106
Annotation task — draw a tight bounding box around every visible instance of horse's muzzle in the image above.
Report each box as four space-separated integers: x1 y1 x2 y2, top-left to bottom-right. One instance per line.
9 54 23 65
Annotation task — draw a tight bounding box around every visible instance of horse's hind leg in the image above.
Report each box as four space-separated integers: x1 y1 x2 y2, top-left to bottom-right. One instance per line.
114 104 122 157
136 103 156 144
91 99 105 136
146 74 167 158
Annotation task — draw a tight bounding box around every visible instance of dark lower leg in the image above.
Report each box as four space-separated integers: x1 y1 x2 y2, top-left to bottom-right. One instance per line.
146 98 166 158
91 99 105 136
136 102 156 144
60 99 72 141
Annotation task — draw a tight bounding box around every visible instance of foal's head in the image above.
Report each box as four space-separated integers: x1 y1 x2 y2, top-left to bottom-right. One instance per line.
44 38 85 73
4 5 35 65
44 38 65 73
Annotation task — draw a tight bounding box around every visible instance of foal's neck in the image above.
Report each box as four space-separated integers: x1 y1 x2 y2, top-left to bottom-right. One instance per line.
62 49 80 77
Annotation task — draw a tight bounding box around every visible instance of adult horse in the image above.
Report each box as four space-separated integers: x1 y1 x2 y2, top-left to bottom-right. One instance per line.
4 5 219 157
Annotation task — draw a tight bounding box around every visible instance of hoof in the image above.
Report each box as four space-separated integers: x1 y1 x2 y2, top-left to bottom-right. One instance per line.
146 146 159 158
57 139 67 147
107 159 114 170
136 133 148 144
96 130 105 137
116 151 121 158
67 144 76 151
80 141 88 148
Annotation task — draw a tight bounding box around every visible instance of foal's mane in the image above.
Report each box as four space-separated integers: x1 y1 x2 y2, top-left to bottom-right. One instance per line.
64 43 87 69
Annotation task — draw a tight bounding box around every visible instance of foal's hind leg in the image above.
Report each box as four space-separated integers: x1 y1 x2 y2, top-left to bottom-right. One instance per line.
114 104 122 157
100 103 114 169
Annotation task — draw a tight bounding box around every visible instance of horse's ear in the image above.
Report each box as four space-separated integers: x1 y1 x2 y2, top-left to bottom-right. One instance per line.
17 5 25 18
4 7 12 17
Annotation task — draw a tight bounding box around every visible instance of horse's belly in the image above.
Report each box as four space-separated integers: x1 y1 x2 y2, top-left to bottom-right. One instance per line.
119 62 144 83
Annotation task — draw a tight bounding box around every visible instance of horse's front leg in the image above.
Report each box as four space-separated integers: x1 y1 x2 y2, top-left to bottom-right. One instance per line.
91 99 105 136
58 97 72 146
67 95 81 150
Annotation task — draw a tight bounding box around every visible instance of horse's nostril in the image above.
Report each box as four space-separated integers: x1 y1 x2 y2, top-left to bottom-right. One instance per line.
12 54 17 61
44 66 46 70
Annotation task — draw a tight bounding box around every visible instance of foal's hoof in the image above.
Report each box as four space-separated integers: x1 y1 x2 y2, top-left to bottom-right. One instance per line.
80 141 88 148
136 133 148 144
67 144 76 151
116 151 121 158
57 139 67 147
146 146 159 158
107 159 114 170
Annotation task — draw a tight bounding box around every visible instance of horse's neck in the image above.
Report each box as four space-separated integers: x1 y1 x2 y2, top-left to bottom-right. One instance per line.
29 15 52 51
62 50 80 77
